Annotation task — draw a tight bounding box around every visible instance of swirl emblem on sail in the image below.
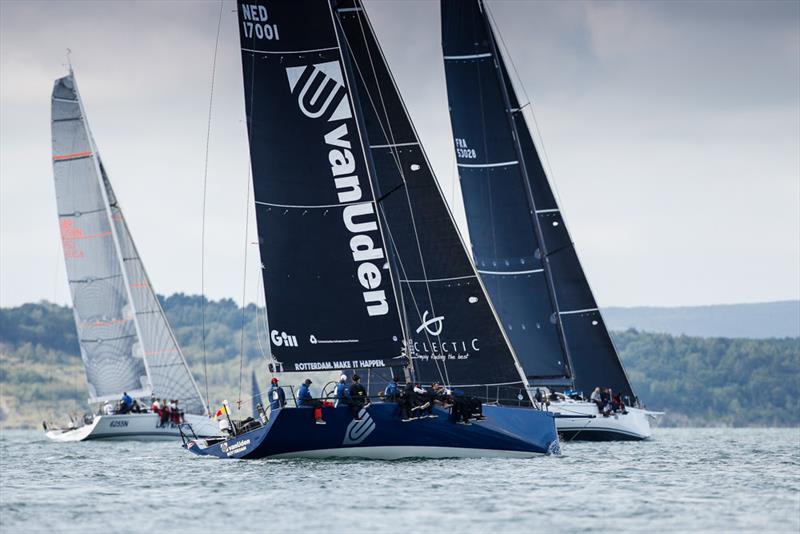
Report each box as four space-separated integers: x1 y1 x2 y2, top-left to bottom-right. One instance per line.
342 408 376 446
416 311 445 336
285 61 352 121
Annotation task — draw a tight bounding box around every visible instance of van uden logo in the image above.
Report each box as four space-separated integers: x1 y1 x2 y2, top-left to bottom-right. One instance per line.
271 330 298 348
240 4 280 41
342 408 376 446
285 61 391 318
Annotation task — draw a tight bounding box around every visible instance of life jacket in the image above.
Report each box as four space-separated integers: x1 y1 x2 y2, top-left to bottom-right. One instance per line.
297 384 312 405
268 385 284 409
335 382 350 400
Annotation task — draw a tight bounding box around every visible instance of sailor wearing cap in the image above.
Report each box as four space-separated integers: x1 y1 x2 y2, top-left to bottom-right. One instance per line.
334 374 351 407
297 378 326 425
268 377 286 410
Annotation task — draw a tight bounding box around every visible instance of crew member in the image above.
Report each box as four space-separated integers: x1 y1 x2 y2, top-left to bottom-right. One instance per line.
384 376 399 402
335 375 351 407
297 379 325 425
216 402 232 437
119 392 133 414
268 377 286 410
400 381 417 421
348 374 368 419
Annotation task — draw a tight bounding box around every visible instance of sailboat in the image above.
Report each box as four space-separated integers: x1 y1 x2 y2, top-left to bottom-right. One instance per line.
183 0 559 460
46 71 217 441
440 0 661 440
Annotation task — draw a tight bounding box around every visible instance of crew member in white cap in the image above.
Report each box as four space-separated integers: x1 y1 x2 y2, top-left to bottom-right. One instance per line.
334 374 351 407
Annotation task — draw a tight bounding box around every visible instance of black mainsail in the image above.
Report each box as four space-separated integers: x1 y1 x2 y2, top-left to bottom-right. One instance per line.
441 0 635 400
238 0 527 392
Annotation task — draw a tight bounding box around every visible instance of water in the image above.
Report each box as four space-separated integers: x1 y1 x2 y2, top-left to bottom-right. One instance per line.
1 428 798 533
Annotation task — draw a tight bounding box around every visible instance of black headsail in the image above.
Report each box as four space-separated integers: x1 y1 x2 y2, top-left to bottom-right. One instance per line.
237 0 528 393
441 0 636 400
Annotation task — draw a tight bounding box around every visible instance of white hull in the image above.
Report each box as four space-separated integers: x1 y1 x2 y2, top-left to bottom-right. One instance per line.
44 413 217 442
550 401 660 441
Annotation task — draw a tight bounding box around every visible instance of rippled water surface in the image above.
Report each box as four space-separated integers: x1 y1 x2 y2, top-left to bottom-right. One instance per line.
1 428 798 533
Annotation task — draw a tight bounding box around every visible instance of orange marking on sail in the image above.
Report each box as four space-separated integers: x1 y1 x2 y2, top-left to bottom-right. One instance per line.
63 230 112 241
53 151 92 161
130 283 150 288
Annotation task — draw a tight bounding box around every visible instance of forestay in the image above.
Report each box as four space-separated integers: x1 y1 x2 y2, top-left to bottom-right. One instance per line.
51 73 207 414
237 0 527 390
441 0 635 399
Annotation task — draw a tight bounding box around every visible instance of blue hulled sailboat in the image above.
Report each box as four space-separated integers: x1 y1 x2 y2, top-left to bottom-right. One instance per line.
184 0 559 460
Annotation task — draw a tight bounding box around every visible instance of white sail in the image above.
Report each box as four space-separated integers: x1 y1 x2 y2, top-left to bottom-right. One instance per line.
51 72 207 415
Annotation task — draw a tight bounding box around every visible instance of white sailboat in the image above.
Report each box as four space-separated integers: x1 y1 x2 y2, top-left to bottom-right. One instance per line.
46 70 216 441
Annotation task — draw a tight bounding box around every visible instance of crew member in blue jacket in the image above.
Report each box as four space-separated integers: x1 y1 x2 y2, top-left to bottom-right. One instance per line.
297 378 325 424
119 392 133 414
335 375 351 407
384 377 399 402
268 377 286 410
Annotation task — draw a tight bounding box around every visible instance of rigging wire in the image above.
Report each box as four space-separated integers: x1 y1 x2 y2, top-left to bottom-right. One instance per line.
339 9 453 387
199 0 224 414
236 168 253 412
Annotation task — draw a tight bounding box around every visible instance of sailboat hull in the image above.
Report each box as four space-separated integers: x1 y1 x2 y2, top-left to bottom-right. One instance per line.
185 403 559 460
44 413 217 442
550 402 658 441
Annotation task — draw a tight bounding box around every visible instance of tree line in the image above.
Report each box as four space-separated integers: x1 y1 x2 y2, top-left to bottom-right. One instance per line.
1 296 797 427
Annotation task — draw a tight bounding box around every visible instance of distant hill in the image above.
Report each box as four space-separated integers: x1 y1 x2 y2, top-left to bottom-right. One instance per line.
1 296 799 428
603 301 800 339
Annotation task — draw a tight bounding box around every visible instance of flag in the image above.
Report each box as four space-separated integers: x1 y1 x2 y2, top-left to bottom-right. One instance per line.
215 405 227 418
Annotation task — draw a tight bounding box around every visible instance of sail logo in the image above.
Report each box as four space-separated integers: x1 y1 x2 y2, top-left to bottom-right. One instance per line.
271 330 298 348
286 62 352 122
285 61 390 319
240 4 280 41
416 311 445 336
342 408 376 446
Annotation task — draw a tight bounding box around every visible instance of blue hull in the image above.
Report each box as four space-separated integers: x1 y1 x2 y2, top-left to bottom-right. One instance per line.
185 403 559 459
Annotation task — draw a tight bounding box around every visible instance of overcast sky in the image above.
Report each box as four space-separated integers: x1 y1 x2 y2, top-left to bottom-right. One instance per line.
1 0 798 309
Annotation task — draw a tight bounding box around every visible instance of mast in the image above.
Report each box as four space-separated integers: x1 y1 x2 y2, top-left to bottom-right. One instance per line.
479 2 576 385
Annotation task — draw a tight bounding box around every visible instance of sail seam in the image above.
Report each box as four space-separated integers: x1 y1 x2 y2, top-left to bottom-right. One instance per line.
254 199 371 209
444 53 492 60
59 208 106 218
457 160 518 168
477 268 543 276
69 274 123 283
370 142 418 149
400 275 477 283
241 46 339 55
559 308 599 315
